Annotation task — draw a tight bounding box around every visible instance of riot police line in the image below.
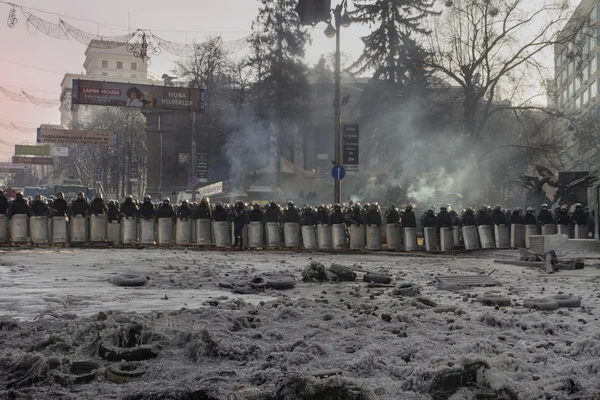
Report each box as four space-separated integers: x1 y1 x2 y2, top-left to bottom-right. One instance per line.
0 189 594 250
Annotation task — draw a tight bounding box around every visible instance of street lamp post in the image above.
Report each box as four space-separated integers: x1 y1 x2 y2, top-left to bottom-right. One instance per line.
325 0 352 205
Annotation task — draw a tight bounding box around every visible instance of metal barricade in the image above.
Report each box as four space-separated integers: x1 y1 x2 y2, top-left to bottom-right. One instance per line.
139 218 156 245
332 224 346 249
510 224 525 249
440 227 453 252
317 224 333 250
121 217 137 244
386 224 402 251
525 225 538 248
557 224 571 238
574 225 588 239
424 227 438 252
541 224 557 235
462 225 479 250
284 222 300 247
494 225 510 249
350 224 365 250
266 222 281 248
248 222 263 248
158 218 174 245
90 214 108 242
403 227 417 251
478 225 494 249
51 216 69 245
0 215 8 243
10 215 28 243
366 225 381 250
175 218 192 245
214 221 231 247
30 216 49 244
195 219 212 245
70 215 87 244
301 225 317 250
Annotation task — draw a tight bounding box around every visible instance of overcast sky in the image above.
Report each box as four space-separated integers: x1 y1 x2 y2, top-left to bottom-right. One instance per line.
0 0 579 160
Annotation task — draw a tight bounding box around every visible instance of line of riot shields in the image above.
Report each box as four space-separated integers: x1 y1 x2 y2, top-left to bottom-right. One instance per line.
0 191 594 250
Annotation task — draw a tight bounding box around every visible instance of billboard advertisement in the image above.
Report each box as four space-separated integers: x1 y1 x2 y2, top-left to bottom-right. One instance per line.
37 127 113 145
15 145 70 157
12 156 54 166
72 79 206 112
0 163 28 173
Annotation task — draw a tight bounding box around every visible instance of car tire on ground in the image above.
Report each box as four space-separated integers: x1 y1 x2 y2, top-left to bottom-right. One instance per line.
549 295 581 308
523 298 559 311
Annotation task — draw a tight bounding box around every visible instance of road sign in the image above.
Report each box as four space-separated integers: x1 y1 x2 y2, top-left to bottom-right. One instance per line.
95 167 102 183
189 176 199 186
332 165 346 181
342 124 359 171
197 153 208 184
129 161 138 182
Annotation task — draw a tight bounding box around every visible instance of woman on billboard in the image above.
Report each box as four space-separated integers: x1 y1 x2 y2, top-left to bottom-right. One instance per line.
126 87 150 108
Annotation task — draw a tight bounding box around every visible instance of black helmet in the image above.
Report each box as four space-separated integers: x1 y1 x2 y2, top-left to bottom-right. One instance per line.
77 192 85 199
16 192 23 199
35 194 42 201
163 198 170 204
144 195 151 201
353 204 361 211
182 199 189 205
440 206 447 212
406 205 412 211
95 193 102 199
253 203 260 210
541 204 548 210
287 201 294 207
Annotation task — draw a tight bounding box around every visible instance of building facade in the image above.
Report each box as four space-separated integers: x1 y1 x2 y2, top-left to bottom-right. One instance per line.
553 0 600 169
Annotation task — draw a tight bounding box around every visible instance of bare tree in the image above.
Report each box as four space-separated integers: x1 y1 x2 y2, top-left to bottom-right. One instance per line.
60 108 147 198
426 0 587 141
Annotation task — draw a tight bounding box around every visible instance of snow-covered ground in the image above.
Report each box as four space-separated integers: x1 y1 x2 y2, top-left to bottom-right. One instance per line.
1 247 600 399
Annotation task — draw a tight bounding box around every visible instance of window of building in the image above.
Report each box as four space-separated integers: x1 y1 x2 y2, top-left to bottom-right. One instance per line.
561 90 565 105
575 95 580 110
117 61 123 69
568 81 573 97
131 62 137 71
562 68 567 83
568 61 573 76
101 72 108 76
117 73 123 77
591 80 598 99
591 55 597 74
583 88 589 105
101 60 108 68
583 65 589 81
575 76 581 91
131 74 137 78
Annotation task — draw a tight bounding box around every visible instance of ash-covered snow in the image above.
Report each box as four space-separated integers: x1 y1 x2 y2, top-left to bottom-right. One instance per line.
1 248 600 399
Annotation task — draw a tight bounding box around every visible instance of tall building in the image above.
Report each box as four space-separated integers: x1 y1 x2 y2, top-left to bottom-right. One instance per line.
553 0 600 169
59 42 162 126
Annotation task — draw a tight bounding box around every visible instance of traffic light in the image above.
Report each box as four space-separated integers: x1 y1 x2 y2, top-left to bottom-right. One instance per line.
295 0 332 26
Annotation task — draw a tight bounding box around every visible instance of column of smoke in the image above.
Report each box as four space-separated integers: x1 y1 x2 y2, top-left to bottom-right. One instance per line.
223 119 275 192
355 88 491 209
